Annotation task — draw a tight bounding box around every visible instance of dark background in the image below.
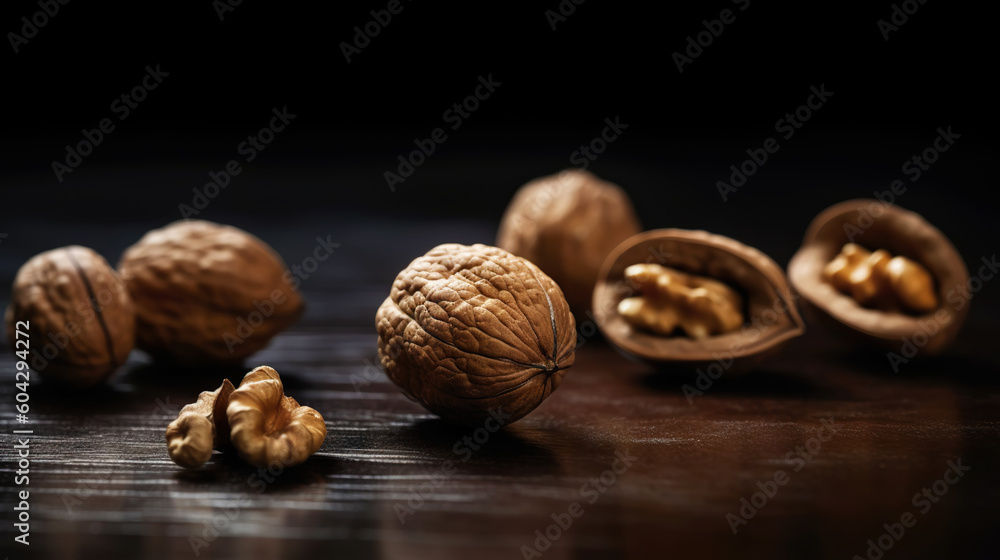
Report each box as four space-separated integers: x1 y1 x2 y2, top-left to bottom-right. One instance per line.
2 1 996 235
3 0 996 329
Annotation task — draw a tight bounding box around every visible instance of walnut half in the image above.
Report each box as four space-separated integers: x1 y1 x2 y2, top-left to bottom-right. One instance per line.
165 366 325 469
593 229 804 372
227 366 327 468
165 379 235 468
788 199 967 354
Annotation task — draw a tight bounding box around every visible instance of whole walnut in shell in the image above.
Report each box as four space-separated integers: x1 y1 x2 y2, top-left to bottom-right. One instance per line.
5 246 135 386
375 244 575 425
118 220 304 365
497 169 641 314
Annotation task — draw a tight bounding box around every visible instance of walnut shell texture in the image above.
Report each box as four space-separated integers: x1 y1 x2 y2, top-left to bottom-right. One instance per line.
497 169 641 314
376 244 576 425
5 246 135 386
118 220 304 365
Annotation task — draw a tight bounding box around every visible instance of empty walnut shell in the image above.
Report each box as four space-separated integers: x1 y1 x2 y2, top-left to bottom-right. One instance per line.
496 169 641 314
593 229 804 372
376 243 575 425
5 246 135 386
788 199 969 354
118 220 304 365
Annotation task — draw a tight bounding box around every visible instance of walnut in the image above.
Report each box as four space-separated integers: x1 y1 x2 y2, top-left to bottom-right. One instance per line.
593 229 804 372
823 243 937 313
165 379 235 468
118 220 304 365
227 366 327 468
617 264 744 339
375 243 576 425
166 366 325 469
497 169 641 314
789 199 968 354
5 246 135 386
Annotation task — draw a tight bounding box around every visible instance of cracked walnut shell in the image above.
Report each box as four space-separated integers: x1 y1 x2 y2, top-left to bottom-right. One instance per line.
594 229 804 372
5 246 135 386
375 244 576 425
118 220 304 365
788 199 968 354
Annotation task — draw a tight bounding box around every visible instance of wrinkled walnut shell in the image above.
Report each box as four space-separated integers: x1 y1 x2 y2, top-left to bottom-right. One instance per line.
376 243 576 425
788 199 969 354
119 220 304 365
5 246 135 386
593 229 804 372
497 169 641 314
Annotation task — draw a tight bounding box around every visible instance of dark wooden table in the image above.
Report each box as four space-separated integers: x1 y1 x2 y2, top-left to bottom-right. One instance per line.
1 219 998 560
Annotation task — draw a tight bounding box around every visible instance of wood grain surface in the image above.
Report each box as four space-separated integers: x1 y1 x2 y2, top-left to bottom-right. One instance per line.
1 221 998 560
